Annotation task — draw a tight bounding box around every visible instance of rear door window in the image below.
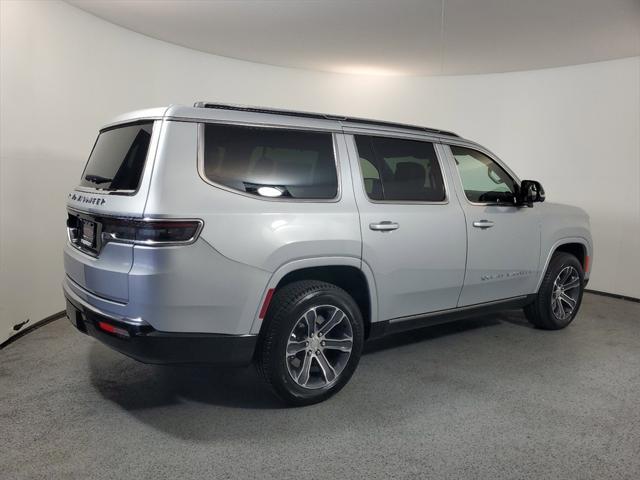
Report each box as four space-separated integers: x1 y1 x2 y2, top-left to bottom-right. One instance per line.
202 124 338 199
355 135 446 202
80 122 153 192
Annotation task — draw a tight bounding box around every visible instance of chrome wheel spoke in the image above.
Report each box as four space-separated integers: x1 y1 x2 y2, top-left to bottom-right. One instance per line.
556 296 566 318
562 278 580 291
297 354 313 386
286 340 307 355
318 308 344 337
322 337 353 352
303 309 317 337
560 292 577 309
315 351 337 383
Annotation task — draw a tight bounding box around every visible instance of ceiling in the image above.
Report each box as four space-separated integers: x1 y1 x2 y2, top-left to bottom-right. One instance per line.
67 0 640 76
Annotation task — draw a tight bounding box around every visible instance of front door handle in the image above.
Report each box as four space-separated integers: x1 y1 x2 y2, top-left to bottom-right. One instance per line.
369 221 400 232
473 220 495 229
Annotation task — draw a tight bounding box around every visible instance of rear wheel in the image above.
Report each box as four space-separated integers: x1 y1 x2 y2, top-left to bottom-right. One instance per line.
525 252 584 330
256 280 364 406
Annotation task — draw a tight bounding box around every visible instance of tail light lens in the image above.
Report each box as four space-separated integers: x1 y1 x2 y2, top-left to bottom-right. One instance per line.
101 218 202 245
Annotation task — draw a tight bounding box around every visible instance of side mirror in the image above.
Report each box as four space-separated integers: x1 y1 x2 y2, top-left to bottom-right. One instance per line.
517 180 545 207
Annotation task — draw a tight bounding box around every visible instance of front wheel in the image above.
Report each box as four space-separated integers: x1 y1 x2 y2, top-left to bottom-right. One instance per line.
524 251 584 330
256 280 364 406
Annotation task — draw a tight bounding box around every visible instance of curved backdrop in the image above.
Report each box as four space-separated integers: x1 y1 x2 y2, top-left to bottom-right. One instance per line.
1 0 638 343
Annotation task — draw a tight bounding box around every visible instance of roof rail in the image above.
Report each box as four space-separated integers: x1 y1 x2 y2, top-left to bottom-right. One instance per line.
193 102 459 138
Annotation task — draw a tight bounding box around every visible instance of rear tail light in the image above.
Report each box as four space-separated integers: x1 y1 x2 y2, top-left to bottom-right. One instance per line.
101 218 202 245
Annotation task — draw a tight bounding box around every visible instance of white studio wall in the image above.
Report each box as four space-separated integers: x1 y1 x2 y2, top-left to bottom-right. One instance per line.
1 0 639 343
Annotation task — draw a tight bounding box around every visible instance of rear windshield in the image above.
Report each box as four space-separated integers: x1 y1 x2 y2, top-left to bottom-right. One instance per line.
202 123 337 199
79 122 154 192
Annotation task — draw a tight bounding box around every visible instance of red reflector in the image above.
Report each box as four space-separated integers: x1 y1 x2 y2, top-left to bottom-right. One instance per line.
97 321 129 337
584 255 590 273
258 288 275 319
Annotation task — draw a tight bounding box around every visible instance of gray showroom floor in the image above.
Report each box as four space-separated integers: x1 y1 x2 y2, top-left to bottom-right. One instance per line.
2 293 639 480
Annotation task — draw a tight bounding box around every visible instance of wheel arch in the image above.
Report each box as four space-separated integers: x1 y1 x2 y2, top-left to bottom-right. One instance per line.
250 257 378 338
554 243 587 269
536 237 591 292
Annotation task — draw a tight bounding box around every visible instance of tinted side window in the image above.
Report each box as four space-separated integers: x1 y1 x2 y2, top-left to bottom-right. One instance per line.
355 135 445 202
450 146 516 203
203 124 337 199
80 122 153 191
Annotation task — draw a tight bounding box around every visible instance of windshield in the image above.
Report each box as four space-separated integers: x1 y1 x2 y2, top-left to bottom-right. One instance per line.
79 122 153 192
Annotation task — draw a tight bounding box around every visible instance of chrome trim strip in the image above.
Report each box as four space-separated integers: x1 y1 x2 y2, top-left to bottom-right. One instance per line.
99 219 204 247
388 295 529 325
74 186 137 196
66 208 204 255
63 278 146 326
65 274 127 307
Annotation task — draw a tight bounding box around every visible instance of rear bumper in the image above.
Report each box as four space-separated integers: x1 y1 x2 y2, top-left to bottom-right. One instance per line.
64 292 257 366
63 237 271 336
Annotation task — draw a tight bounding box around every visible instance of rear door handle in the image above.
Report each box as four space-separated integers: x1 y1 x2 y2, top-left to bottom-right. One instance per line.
473 220 495 229
369 221 399 232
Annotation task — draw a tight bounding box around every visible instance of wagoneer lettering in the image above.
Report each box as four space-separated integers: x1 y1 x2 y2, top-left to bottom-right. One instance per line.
68 193 107 205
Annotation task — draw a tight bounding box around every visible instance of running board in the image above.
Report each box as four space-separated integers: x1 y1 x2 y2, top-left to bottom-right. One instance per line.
369 295 536 339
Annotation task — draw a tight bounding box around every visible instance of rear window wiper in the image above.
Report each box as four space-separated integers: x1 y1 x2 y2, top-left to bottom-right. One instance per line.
84 174 113 184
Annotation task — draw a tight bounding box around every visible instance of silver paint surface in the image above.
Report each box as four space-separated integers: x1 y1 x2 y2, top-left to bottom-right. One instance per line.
63 104 593 336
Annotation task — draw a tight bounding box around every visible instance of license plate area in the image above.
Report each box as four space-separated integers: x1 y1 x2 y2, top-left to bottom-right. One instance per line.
68 212 101 255
80 219 96 248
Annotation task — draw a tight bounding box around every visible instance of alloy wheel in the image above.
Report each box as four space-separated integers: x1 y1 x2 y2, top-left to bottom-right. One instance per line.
285 305 353 389
551 266 581 320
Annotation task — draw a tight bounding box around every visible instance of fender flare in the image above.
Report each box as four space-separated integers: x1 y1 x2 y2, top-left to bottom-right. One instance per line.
535 236 591 292
249 256 378 334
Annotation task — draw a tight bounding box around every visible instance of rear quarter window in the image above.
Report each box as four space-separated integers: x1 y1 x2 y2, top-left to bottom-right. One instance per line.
202 124 338 199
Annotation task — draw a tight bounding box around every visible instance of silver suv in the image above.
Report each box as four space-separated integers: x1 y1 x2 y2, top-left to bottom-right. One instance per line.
64 103 592 405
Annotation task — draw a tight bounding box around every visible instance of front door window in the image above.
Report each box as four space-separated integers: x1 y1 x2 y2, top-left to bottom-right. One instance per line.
450 146 516 204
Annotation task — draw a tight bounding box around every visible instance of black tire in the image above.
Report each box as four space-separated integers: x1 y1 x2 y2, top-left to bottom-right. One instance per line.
256 280 364 406
524 251 584 330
